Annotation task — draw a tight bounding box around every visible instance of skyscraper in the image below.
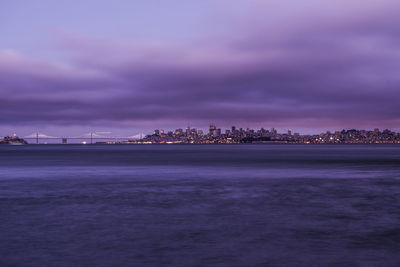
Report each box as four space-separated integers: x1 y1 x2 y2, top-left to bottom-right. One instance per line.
209 124 216 136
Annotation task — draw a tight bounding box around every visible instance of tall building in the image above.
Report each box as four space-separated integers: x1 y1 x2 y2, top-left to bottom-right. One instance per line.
209 124 216 136
175 128 183 135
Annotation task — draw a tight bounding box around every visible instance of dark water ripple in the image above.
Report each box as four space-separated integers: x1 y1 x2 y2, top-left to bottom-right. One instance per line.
1 144 400 266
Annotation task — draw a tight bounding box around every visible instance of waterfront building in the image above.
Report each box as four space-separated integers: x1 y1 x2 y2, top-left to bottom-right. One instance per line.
209 124 216 136
137 126 400 144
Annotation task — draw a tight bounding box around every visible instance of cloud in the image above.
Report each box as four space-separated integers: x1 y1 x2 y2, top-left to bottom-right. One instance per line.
1 0 400 132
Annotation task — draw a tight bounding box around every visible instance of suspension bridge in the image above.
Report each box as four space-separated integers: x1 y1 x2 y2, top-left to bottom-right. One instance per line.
18 132 145 144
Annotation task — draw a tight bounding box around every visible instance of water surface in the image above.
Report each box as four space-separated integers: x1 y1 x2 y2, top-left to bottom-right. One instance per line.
1 144 400 266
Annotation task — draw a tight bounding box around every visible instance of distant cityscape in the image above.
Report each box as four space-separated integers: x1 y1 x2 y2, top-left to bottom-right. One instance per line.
121 125 400 144
1 125 400 144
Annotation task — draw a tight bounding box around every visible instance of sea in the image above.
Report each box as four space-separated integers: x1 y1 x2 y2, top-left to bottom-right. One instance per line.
1 144 400 266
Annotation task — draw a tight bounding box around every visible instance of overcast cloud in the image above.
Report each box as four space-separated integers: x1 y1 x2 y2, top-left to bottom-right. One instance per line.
1 0 400 135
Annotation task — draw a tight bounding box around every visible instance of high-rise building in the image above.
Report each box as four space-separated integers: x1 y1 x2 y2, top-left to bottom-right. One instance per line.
175 128 183 135
209 124 216 136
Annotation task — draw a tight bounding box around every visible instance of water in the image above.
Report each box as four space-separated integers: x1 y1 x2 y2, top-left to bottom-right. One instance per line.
1 144 400 266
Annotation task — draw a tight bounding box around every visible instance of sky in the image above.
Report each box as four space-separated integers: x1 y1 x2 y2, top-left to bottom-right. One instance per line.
1 0 400 137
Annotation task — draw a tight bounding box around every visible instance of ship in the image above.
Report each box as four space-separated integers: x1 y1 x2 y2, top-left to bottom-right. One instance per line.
0 134 28 145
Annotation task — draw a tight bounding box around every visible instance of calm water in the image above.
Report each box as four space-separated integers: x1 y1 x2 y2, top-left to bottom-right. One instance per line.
1 144 400 266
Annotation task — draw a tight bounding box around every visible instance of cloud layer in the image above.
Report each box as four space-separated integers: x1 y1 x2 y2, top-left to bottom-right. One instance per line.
1 0 400 134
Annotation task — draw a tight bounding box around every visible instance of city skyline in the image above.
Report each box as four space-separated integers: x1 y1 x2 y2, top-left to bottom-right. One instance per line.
2 124 400 139
0 123 400 138
1 1 400 134
2 124 400 145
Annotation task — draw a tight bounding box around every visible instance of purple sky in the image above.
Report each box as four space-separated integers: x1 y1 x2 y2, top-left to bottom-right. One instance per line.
1 0 400 136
